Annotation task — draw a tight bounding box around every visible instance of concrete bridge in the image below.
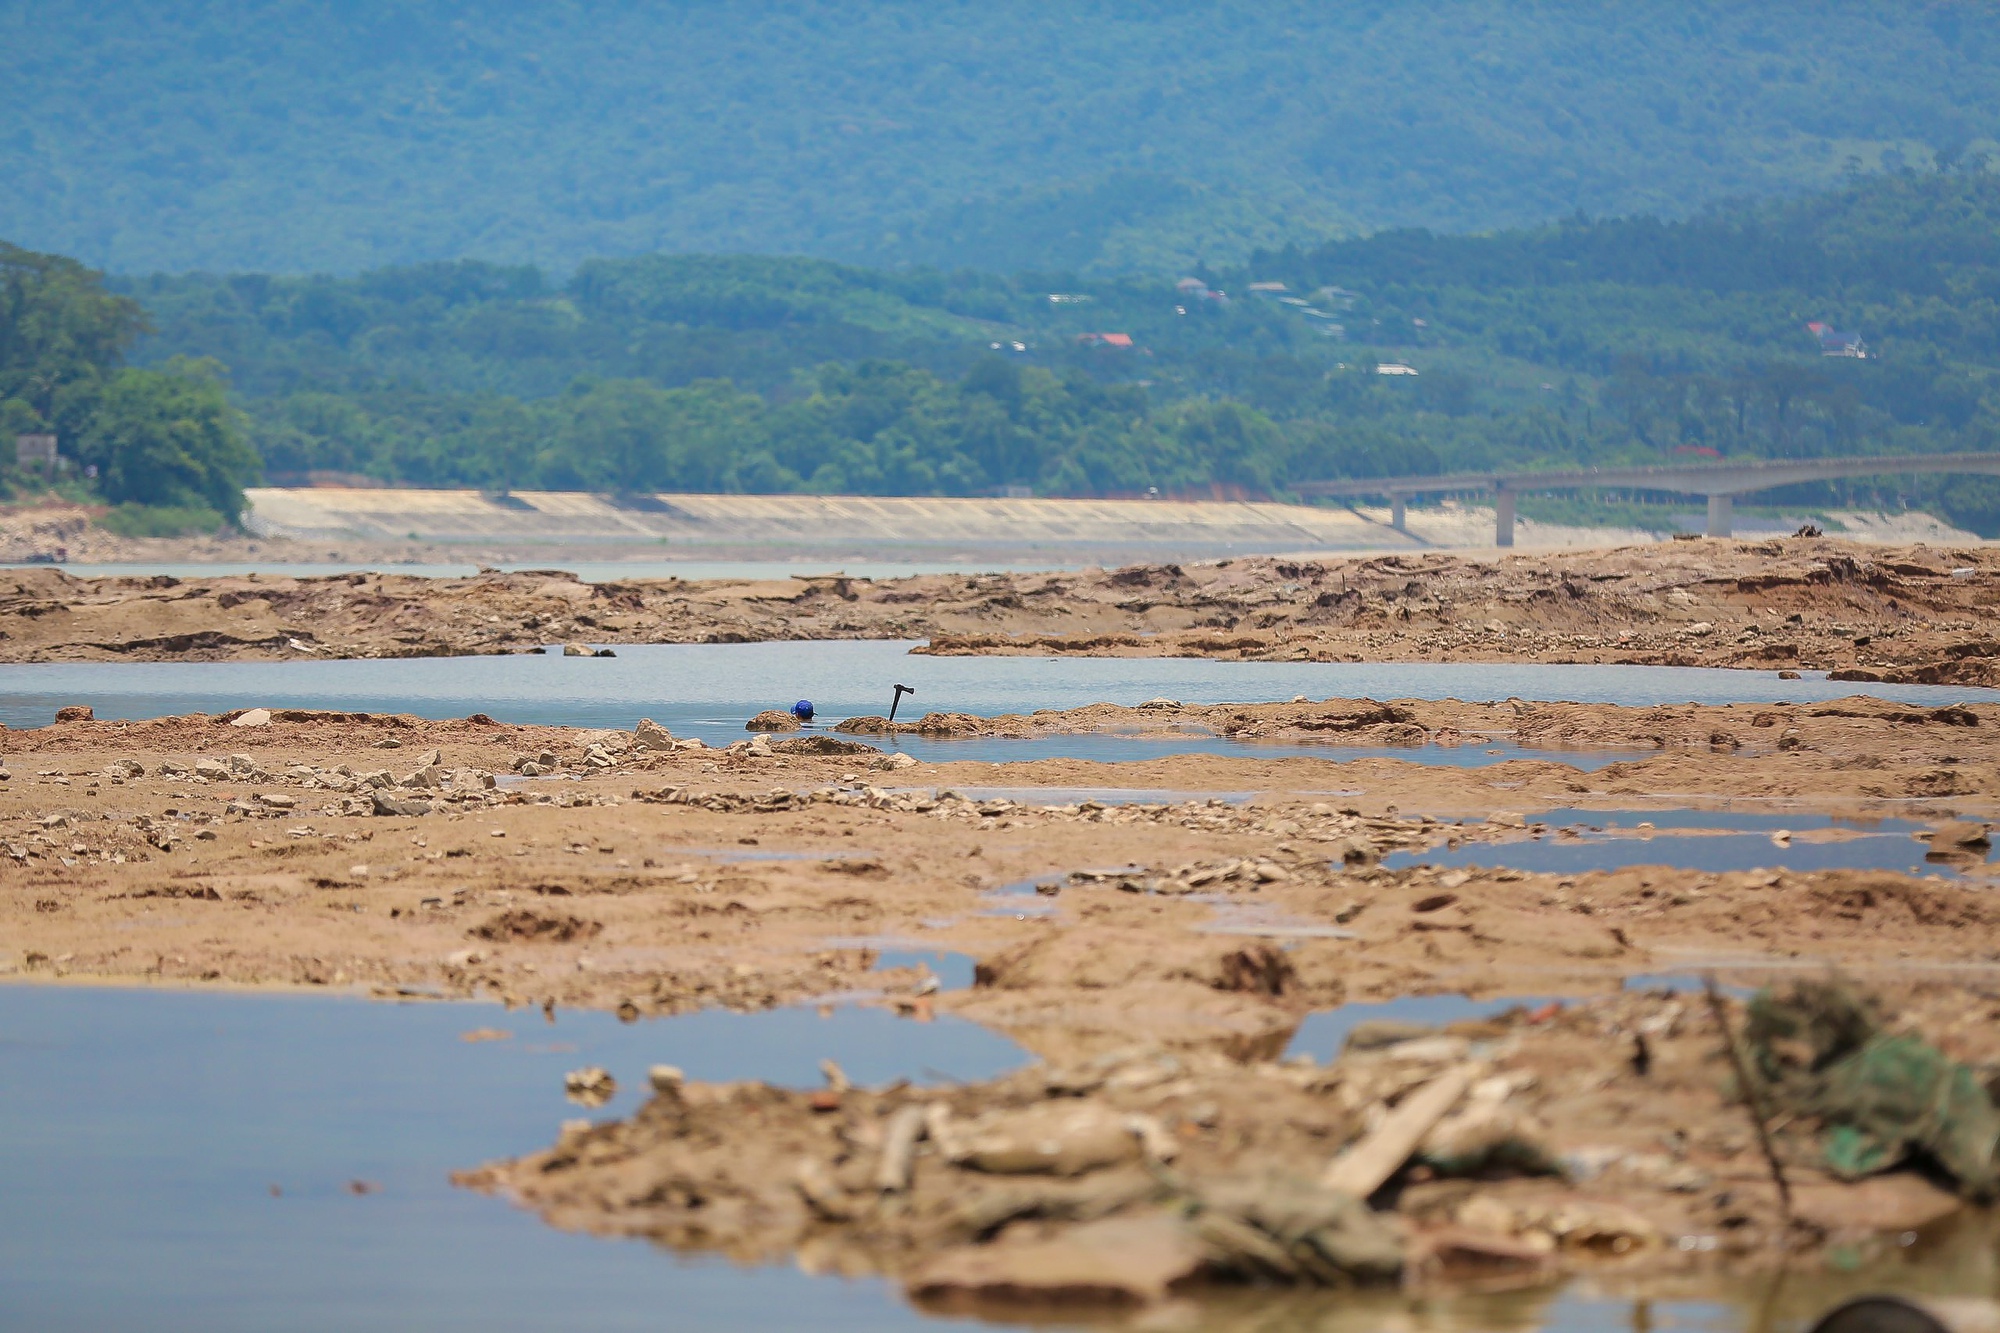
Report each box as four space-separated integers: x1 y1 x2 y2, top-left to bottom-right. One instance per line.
1294 452 2000 545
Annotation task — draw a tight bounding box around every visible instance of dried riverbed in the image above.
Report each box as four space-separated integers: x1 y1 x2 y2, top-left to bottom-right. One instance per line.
3 537 1997 686
5 685 2000 1319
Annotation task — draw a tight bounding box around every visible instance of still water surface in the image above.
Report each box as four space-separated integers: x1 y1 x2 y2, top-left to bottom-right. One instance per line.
0 986 1021 1333
4 984 1985 1331
3 642 1991 762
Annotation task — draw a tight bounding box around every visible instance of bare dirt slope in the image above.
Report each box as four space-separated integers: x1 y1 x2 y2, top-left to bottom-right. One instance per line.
2 537 1997 685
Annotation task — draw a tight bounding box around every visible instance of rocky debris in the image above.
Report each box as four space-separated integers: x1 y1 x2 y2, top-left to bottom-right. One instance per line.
466 983 1993 1306
55 705 93 722
6 541 1999 682
563 1066 617 1107
746 710 802 732
632 718 675 752
230 708 272 727
370 791 433 817
562 642 616 658
1927 821 1993 857
769 735 879 757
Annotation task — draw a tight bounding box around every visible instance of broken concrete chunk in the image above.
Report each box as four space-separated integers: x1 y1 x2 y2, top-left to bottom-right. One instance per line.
370 791 433 817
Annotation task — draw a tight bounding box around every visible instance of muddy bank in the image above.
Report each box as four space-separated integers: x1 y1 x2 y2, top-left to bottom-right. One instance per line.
460 978 1999 1312
3 707 1996 1024
1 538 1995 682
8 704 2000 1308
844 694 2000 798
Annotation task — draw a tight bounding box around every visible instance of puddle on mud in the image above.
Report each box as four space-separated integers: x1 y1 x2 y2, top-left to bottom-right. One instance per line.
0 985 1022 1333
5 982 1995 1330
1388 808 1991 880
870 950 979 991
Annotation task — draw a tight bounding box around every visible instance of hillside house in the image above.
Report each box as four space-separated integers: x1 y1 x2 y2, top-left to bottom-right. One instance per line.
1806 321 1868 358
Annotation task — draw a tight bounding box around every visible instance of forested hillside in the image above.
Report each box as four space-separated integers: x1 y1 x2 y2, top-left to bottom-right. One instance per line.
98 171 2000 532
3 2 1997 275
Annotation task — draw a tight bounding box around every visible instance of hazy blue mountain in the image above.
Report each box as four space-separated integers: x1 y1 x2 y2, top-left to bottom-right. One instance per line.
4 2 1996 275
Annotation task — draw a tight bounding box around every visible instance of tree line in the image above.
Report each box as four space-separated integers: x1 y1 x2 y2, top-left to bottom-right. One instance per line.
8 169 2000 534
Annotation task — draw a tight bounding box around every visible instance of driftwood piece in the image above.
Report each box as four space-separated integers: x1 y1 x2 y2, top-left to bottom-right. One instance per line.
1320 1064 1477 1199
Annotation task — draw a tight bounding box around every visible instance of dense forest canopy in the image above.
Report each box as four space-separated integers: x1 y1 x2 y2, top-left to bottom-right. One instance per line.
93 170 2000 533
0 244 257 525
2 3 1998 275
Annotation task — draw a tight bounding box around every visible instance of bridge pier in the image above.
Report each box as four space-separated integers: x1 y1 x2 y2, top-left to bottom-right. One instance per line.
1494 489 1515 548
1391 496 1406 532
1706 493 1733 538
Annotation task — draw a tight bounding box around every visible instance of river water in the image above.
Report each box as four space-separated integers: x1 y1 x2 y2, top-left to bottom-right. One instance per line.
2 642 1991 762
6 645 1996 1326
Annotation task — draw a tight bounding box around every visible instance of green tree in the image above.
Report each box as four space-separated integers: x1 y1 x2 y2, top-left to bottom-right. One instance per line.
0 240 148 441
77 358 260 520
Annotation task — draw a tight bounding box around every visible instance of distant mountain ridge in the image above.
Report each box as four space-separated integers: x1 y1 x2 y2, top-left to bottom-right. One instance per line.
3 1 1996 275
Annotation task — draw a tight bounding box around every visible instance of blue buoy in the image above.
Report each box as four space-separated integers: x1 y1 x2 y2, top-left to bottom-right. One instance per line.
792 699 815 722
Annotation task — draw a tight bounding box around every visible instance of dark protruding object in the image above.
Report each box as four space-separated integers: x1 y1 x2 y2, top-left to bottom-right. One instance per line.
1703 973 1792 1223
1808 1295 1991 1333
792 700 815 723
889 684 915 722
1795 522 1824 538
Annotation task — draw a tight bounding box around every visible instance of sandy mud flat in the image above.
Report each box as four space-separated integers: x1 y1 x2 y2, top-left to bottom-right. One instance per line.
2 537 1996 687
4 696 1999 1312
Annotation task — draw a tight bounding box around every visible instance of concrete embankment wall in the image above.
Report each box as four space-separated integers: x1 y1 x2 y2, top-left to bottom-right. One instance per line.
242 488 1419 557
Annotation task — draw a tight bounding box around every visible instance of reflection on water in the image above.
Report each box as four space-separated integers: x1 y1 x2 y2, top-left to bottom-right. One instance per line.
1386 809 1988 880
3 984 1993 1330
0 986 1022 1333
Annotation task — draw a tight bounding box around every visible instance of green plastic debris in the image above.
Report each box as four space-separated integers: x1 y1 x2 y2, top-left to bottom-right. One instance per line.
1744 981 2000 1199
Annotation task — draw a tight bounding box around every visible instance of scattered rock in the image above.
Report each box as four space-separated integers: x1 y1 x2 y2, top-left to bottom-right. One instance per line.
745 710 802 732
230 708 272 728
633 718 675 751
369 791 433 817
1927 821 1992 853
54 705 92 722
563 1066 616 1107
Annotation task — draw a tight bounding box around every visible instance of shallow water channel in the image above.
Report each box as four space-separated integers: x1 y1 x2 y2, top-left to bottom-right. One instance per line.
2 642 1993 766
1387 809 1997 880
